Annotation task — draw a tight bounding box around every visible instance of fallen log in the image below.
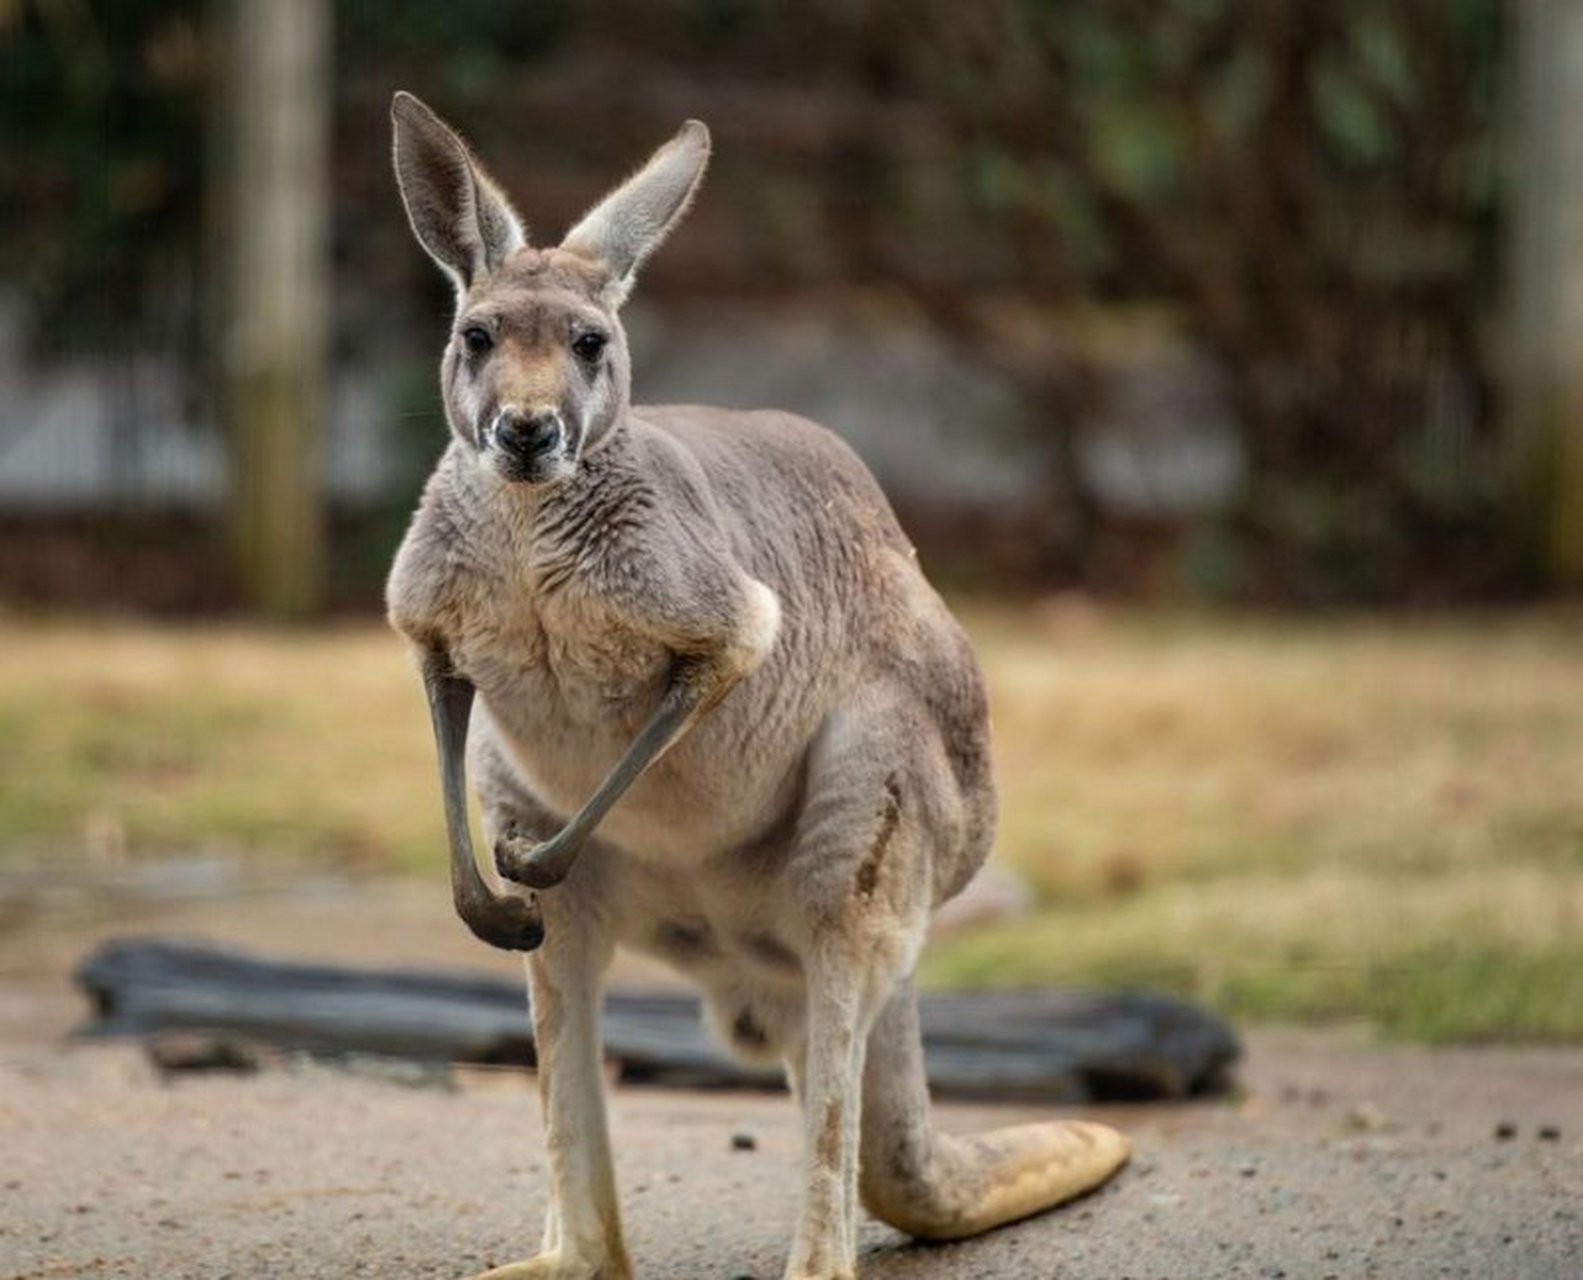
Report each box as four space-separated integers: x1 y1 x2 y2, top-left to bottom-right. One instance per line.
75 937 1238 1102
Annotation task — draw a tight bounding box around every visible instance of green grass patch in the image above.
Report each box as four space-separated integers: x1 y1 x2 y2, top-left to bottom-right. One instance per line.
923 876 1583 1043
1353 945 1583 1042
926 932 1583 1042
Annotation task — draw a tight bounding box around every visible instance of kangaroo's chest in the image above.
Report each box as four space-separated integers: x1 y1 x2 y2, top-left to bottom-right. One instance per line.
444 566 794 864
445 556 733 849
450 568 670 739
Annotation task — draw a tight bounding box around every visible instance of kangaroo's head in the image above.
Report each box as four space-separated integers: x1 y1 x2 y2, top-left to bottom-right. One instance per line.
392 92 709 486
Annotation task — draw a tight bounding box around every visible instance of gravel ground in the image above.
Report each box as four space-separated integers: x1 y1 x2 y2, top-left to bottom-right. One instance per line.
1 874 1580 1279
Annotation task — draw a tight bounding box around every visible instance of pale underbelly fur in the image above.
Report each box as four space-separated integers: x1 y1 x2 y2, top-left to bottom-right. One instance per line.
477 697 816 994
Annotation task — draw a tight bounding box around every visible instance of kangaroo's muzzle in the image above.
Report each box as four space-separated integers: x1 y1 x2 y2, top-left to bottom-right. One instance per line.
493 407 562 459
489 407 573 484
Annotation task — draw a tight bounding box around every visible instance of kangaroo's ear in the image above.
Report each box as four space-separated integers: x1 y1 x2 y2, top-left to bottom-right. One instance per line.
560 120 710 305
392 91 525 292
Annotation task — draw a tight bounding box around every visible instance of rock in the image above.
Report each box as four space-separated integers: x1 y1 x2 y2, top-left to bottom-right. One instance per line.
146 1031 269 1076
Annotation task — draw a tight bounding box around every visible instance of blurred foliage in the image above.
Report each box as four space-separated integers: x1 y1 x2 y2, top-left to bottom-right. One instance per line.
872 0 1510 600
0 0 1511 602
0 0 206 353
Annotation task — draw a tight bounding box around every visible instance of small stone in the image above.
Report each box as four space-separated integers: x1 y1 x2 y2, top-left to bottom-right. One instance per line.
146 1032 266 1076
730 1131 757 1152
334 1055 455 1091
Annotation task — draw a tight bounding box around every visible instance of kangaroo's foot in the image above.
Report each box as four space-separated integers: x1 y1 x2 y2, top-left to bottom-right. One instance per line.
468 1253 626 1280
860 983 1130 1243
862 1118 1130 1241
783 1263 855 1280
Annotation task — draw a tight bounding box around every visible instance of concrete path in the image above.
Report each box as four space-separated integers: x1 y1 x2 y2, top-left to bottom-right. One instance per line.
0 875 1579 1279
3 1027 1580 1278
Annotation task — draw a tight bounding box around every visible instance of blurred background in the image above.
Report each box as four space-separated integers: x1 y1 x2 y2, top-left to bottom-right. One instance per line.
1 0 1579 1044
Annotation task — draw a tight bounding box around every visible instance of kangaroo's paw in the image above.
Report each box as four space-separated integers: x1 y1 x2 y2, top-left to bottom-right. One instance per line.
468 1252 624 1280
492 826 538 883
493 826 579 889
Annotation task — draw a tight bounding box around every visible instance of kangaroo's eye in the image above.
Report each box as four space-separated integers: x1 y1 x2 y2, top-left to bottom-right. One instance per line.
572 331 607 363
461 326 493 356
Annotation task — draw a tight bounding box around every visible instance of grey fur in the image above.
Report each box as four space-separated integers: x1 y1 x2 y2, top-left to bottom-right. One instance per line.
386 95 1128 1280
562 120 710 302
393 91 525 291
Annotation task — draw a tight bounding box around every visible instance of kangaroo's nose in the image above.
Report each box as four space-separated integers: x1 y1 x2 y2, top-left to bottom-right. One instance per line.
493 408 562 459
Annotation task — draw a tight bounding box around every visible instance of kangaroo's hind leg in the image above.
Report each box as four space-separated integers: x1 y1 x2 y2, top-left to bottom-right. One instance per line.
778 708 942 1280
469 771 629 1280
859 979 1130 1242
471 883 626 1280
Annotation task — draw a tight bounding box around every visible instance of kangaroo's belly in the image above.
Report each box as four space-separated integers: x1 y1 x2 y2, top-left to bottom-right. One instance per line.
472 657 812 866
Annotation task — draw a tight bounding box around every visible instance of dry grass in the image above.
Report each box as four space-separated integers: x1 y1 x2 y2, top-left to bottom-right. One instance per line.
0 620 440 872
1 604 1580 1039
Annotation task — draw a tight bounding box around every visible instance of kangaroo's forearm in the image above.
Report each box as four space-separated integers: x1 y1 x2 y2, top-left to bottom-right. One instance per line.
493 661 708 889
419 649 545 951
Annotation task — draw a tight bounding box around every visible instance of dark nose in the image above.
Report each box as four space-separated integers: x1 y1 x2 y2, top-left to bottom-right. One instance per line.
493 408 562 458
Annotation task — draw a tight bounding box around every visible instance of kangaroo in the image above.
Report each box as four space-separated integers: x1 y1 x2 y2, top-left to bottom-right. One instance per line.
385 91 1129 1280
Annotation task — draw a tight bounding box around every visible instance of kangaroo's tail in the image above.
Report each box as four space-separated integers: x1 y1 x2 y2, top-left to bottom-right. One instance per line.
858 980 1130 1241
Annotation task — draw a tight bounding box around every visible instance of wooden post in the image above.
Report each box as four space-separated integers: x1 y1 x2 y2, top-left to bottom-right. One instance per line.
1506 0 1583 588
220 0 328 617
